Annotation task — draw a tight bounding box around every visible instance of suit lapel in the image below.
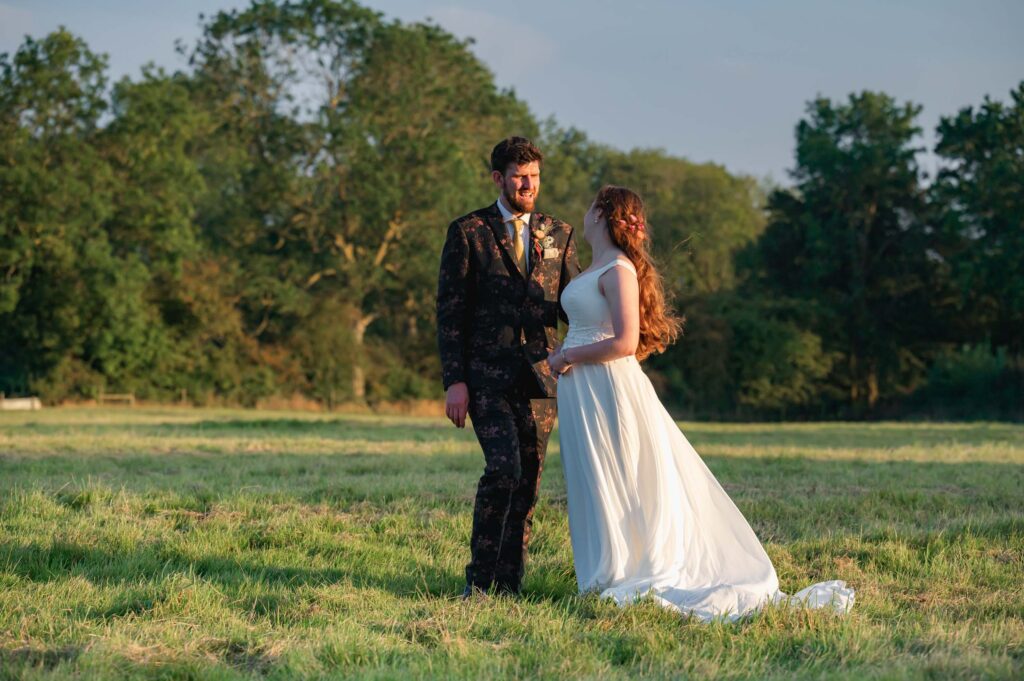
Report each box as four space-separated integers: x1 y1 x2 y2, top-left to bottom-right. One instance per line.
487 203 526 279
527 213 544 284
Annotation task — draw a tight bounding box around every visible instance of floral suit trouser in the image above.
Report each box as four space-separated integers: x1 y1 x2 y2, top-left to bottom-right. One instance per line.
465 362 557 592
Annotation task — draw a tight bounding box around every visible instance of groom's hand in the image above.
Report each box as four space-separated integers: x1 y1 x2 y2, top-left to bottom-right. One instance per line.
445 382 470 428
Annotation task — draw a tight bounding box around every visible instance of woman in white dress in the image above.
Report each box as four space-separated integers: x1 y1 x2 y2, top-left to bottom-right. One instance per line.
546 185 854 622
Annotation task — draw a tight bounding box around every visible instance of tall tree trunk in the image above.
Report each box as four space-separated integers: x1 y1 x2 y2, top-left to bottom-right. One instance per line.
867 362 879 410
352 313 376 401
405 293 418 340
849 354 859 404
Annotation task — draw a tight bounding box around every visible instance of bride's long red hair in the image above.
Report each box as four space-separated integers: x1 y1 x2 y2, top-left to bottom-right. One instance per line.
594 185 683 361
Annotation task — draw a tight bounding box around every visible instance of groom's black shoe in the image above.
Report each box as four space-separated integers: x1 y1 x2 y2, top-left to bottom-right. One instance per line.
462 584 488 600
493 581 521 597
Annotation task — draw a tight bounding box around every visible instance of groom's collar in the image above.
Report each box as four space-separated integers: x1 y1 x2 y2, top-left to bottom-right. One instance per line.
496 196 531 226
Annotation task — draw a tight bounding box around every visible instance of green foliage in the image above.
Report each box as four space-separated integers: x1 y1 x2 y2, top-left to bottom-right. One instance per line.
537 126 767 298
754 92 941 414
0 29 175 400
651 293 836 418
182 0 536 402
290 297 357 405
905 345 1023 421
933 83 1024 355
0 2 1018 419
601 148 767 296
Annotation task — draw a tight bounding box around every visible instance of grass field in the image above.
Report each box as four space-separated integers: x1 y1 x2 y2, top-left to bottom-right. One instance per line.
0 408 1022 680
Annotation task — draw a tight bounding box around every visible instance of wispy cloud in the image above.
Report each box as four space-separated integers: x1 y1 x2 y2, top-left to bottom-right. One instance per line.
427 6 556 81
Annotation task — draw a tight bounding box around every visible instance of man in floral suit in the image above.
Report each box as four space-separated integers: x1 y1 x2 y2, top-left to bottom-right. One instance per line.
436 137 581 598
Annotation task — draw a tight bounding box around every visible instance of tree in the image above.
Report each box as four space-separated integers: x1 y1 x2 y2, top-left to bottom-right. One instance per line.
184 1 538 402
755 92 937 413
318 18 536 400
598 149 766 297
0 29 156 399
933 82 1024 357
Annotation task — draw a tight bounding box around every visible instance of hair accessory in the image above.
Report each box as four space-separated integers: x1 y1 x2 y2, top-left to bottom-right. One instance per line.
625 214 645 233
614 216 646 234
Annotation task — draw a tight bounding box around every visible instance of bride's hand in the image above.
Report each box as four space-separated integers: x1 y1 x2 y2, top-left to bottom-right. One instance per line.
547 343 571 377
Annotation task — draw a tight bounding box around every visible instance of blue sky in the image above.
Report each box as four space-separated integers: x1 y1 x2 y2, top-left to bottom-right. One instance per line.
1 0 1021 183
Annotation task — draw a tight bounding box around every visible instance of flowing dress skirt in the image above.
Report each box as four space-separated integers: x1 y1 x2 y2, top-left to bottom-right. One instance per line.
556 353 854 622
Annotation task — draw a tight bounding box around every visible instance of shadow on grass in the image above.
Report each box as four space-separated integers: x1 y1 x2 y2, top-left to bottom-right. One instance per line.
0 644 81 671
3 449 1020 506
3 416 470 444
1 454 1021 611
0 537 467 602
5 416 1022 449
680 422 1023 449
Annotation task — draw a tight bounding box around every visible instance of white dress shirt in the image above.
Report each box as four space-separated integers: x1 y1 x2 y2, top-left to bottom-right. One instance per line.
496 198 531 270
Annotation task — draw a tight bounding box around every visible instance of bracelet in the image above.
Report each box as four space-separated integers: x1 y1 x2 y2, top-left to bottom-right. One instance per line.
560 347 573 367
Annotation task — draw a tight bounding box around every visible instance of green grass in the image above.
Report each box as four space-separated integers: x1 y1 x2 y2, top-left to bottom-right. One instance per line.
0 407 1021 680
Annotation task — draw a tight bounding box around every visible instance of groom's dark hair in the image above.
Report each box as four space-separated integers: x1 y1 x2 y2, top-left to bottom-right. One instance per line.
490 137 544 175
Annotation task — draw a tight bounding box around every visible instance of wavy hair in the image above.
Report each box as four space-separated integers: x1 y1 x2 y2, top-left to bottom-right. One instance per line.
593 185 684 361
490 137 543 174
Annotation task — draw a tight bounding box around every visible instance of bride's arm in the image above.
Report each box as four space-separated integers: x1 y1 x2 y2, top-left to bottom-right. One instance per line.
554 265 639 368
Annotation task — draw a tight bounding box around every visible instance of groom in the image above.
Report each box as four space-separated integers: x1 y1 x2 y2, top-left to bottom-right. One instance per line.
436 137 581 598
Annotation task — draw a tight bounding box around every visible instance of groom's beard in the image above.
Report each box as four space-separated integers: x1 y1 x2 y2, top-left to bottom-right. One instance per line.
503 185 537 213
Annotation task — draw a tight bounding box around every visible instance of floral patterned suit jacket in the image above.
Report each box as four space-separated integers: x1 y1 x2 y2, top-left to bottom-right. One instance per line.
436 202 581 398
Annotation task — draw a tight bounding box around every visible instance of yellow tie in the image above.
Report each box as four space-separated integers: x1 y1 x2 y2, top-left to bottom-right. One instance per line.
511 218 526 273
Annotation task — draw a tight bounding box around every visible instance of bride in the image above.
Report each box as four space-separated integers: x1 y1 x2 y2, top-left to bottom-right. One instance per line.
546 185 854 622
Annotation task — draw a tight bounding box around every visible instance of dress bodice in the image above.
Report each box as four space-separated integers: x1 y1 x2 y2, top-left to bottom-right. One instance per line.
561 258 637 348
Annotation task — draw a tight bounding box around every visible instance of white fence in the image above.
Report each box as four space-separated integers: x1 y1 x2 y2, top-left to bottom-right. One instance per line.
0 395 42 411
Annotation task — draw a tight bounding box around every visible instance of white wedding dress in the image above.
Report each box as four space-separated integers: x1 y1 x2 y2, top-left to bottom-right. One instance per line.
556 258 854 622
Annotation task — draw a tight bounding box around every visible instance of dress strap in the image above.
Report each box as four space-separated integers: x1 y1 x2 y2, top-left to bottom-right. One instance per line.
596 258 636 277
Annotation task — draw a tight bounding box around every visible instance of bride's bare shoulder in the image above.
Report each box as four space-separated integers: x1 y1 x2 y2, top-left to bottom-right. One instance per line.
598 257 638 297
600 252 636 276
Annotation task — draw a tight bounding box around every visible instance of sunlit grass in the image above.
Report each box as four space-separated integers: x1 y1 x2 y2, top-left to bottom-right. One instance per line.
1 408 1021 679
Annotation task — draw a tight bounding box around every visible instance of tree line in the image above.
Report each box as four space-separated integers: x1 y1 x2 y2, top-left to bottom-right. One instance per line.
1 0 1020 419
